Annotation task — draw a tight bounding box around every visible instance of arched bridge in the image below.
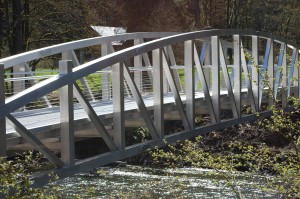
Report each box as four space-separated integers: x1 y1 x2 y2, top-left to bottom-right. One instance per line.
0 29 299 185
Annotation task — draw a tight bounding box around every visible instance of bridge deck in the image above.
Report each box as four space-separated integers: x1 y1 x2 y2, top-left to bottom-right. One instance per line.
6 88 246 150
7 92 206 137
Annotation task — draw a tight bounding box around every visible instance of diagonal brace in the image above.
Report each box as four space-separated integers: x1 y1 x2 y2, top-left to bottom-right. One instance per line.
73 83 117 151
6 114 64 168
123 60 159 139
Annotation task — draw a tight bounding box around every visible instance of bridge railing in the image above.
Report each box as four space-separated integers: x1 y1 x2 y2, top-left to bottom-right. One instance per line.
0 32 181 111
0 29 299 170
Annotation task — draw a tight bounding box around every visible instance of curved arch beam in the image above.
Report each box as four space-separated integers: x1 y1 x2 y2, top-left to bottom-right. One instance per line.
1 29 299 119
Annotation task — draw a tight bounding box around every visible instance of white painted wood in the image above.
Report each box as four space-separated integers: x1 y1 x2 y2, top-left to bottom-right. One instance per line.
59 60 75 166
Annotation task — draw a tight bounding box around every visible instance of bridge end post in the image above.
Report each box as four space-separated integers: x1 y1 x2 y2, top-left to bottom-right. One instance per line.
252 35 260 111
112 62 125 150
233 35 242 118
59 60 75 166
185 40 195 129
153 49 164 138
211 36 220 123
0 63 6 157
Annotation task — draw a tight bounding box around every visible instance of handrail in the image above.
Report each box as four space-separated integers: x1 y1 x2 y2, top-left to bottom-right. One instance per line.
0 29 299 119
0 32 179 69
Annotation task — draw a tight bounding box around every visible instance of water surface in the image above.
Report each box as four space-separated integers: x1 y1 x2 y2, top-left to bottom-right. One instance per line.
54 165 276 198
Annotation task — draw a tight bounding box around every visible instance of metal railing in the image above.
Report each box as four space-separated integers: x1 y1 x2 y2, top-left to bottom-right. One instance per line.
0 30 299 183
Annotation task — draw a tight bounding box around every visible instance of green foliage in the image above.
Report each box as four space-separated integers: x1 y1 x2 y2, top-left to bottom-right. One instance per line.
150 49 300 198
151 136 300 198
0 152 62 199
126 127 151 145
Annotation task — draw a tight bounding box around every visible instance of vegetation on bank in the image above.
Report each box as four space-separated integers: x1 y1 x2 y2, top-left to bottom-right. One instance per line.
1 93 300 198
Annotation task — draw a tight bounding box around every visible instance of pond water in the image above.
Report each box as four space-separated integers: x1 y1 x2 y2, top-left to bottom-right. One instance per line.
54 165 277 198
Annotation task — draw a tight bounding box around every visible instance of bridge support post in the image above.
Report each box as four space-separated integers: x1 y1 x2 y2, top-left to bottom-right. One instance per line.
268 39 274 106
0 64 6 157
211 36 220 123
153 49 164 138
291 48 299 98
59 60 75 166
233 35 242 117
113 62 125 150
282 45 288 108
185 40 195 129
252 35 260 111
296 50 299 98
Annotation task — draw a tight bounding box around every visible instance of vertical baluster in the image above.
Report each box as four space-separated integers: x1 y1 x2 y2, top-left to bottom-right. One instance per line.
211 36 220 123
268 39 274 106
252 35 260 110
234 35 241 117
13 64 25 111
288 48 297 97
295 49 299 98
204 40 212 90
59 60 75 166
185 40 195 129
274 43 285 100
0 64 6 157
281 44 288 108
153 49 164 138
134 39 143 92
113 62 125 150
101 44 111 100
198 41 209 90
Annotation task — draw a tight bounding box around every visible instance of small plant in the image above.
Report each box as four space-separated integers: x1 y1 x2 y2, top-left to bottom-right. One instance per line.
0 152 64 199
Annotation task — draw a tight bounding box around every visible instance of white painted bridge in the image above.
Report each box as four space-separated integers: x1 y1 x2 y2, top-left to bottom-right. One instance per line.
0 29 299 185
